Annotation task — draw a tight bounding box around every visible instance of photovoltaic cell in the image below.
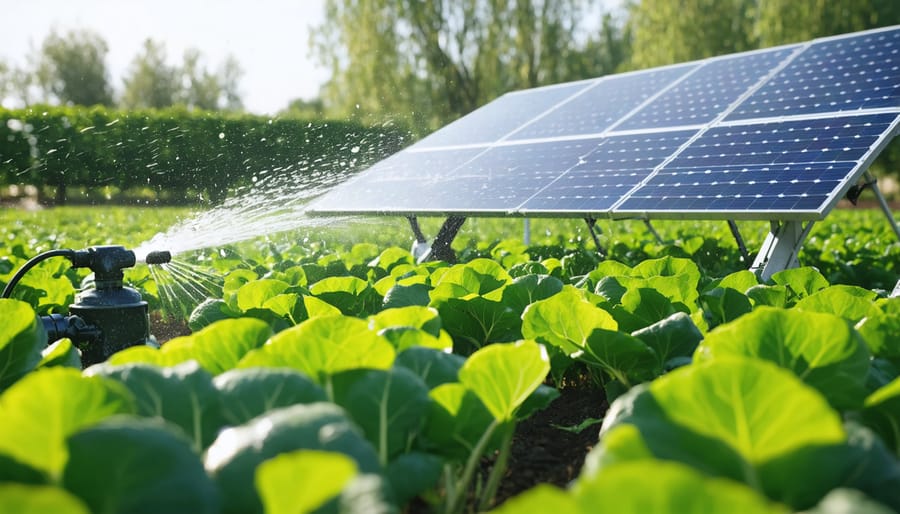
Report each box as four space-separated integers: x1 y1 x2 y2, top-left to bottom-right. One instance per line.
617 46 799 130
414 81 591 148
507 64 696 140
727 28 900 120
617 113 897 214
309 26 900 221
519 130 696 212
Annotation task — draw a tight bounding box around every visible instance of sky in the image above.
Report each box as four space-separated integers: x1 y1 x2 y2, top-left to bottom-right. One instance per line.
1 0 330 115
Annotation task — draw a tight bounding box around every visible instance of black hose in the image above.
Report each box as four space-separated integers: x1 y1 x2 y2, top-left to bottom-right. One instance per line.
1 249 75 299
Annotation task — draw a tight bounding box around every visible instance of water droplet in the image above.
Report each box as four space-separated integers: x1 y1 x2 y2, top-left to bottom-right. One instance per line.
218 132 225 139
350 146 360 154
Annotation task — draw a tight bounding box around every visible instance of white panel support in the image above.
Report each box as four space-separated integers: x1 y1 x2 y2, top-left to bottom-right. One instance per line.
750 220 815 281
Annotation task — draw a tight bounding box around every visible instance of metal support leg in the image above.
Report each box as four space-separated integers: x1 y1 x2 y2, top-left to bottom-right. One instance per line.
727 220 750 263
643 220 664 244
865 172 900 241
584 217 606 257
427 216 466 263
407 216 431 261
750 220 815 281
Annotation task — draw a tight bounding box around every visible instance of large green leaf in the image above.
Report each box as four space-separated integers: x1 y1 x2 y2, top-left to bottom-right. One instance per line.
581 329 659 387
700 287 753 328
770 267 829 300
237 315 394 384
331 367 431 464
521 289 618 356
255 450 358 514
0 484 90 514
0 299 46 390
435 295 521 349
862 377 900 455
383 451 443 506
598 358 846 491
613 287 687 332
37 338 81 370
424 383 498 461
86 361 227 450
429 258 511 301
309 276 382 316
235 279 290 312
458 340 550 422
632 312 703 370
109 318 271 375
0 368 135 480
213 367 327 426
369 305 443 336
393 346 465 390
696 307 871 409
500 274 565 316
63 416 219 514
573 461 786 514
794 285 878 322
204 402 380 514
857 298 900 361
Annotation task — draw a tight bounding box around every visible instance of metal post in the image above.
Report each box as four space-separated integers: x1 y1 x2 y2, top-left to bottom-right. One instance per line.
864 172 900 241
727 220 751 263
750 220 815 281
523 218 531 246
407 216 431 261
428 215 467 263
584 217 606 257
643 219 664 244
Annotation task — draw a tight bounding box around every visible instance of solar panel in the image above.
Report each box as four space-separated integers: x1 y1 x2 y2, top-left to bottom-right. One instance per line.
308 25 900 222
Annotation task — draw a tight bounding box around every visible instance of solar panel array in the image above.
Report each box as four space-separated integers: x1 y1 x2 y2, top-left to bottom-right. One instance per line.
309 26 900 220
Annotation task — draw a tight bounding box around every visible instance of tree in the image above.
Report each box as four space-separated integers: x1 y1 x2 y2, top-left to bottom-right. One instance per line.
755 0 900 46
121 39 244 111
281 97 325 118
312 0 627 133
35 29 114 106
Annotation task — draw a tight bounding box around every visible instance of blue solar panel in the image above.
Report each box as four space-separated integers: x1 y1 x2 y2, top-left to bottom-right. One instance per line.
727 27 900 121
616 113 897 215
519 130 696 212
309 26 900 221
617 46 799 130
414 81 591 148
506 64 696 140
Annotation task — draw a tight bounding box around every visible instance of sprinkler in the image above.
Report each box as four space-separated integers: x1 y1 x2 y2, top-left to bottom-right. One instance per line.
1 245 172 367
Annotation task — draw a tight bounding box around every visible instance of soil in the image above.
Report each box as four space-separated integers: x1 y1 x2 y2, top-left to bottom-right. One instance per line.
151 316 610 511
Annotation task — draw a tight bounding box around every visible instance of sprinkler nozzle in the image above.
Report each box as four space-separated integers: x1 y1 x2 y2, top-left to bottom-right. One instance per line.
144 250 172 265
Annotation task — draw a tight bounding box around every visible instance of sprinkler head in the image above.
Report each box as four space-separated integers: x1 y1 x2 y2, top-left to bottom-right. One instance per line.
144 250 172 265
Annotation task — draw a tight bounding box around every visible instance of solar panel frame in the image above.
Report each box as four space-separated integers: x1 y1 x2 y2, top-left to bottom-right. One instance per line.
307 26 900 222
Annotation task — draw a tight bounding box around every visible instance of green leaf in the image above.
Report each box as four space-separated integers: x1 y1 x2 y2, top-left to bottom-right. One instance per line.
701 287 753 328
614 287 686 332
382 282 432 309
488 484 580 514
712 269 760 293
255 450 358 514
0 484 90 514
632 312 703 370
746 284 791 308
188 298 233 331
237 315 394 384
331 367 431 463
696 307 871 409
429 258 511 300
458 341 550 421
37 338 82 370
770 267 829 299
794 285 878 322
383 451 443 506
522 289 618 356
309 276 381 316
85 361 227 450
436 296 521 349
862 377 900 455
0 368 135 480
857 298 900 360
0 299 46 390
572 461 786 514
204 403 380 514
369 305 443 337
394 346 465 389
581 329 659 387
109 318 272 375
63 417 220 514
424 383 497 461
236 279 290 312
213 367 327 426
500 274 565 316
601 358 845 479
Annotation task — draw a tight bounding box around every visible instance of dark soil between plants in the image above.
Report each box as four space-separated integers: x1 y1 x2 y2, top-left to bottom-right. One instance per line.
151 317 609 511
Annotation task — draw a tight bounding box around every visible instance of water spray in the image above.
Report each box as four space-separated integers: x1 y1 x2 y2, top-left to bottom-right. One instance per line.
2 245 172 367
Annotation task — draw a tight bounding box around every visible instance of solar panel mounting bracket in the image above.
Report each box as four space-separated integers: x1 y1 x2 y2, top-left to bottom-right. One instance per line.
750 220 815 281
408 215 467 263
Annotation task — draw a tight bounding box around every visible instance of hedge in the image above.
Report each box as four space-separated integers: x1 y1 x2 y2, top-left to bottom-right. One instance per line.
0 106 409 204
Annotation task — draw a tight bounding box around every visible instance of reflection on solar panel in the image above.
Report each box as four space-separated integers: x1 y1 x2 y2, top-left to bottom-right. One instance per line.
309 26 900 221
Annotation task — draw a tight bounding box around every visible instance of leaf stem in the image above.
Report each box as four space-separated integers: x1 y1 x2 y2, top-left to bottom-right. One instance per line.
478 423 514 511
445 419 498 514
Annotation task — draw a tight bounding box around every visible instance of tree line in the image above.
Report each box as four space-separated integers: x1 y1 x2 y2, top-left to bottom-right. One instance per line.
0 30 242 112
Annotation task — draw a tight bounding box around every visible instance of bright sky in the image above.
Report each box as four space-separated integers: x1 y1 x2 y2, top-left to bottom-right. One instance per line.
1 0 329 114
